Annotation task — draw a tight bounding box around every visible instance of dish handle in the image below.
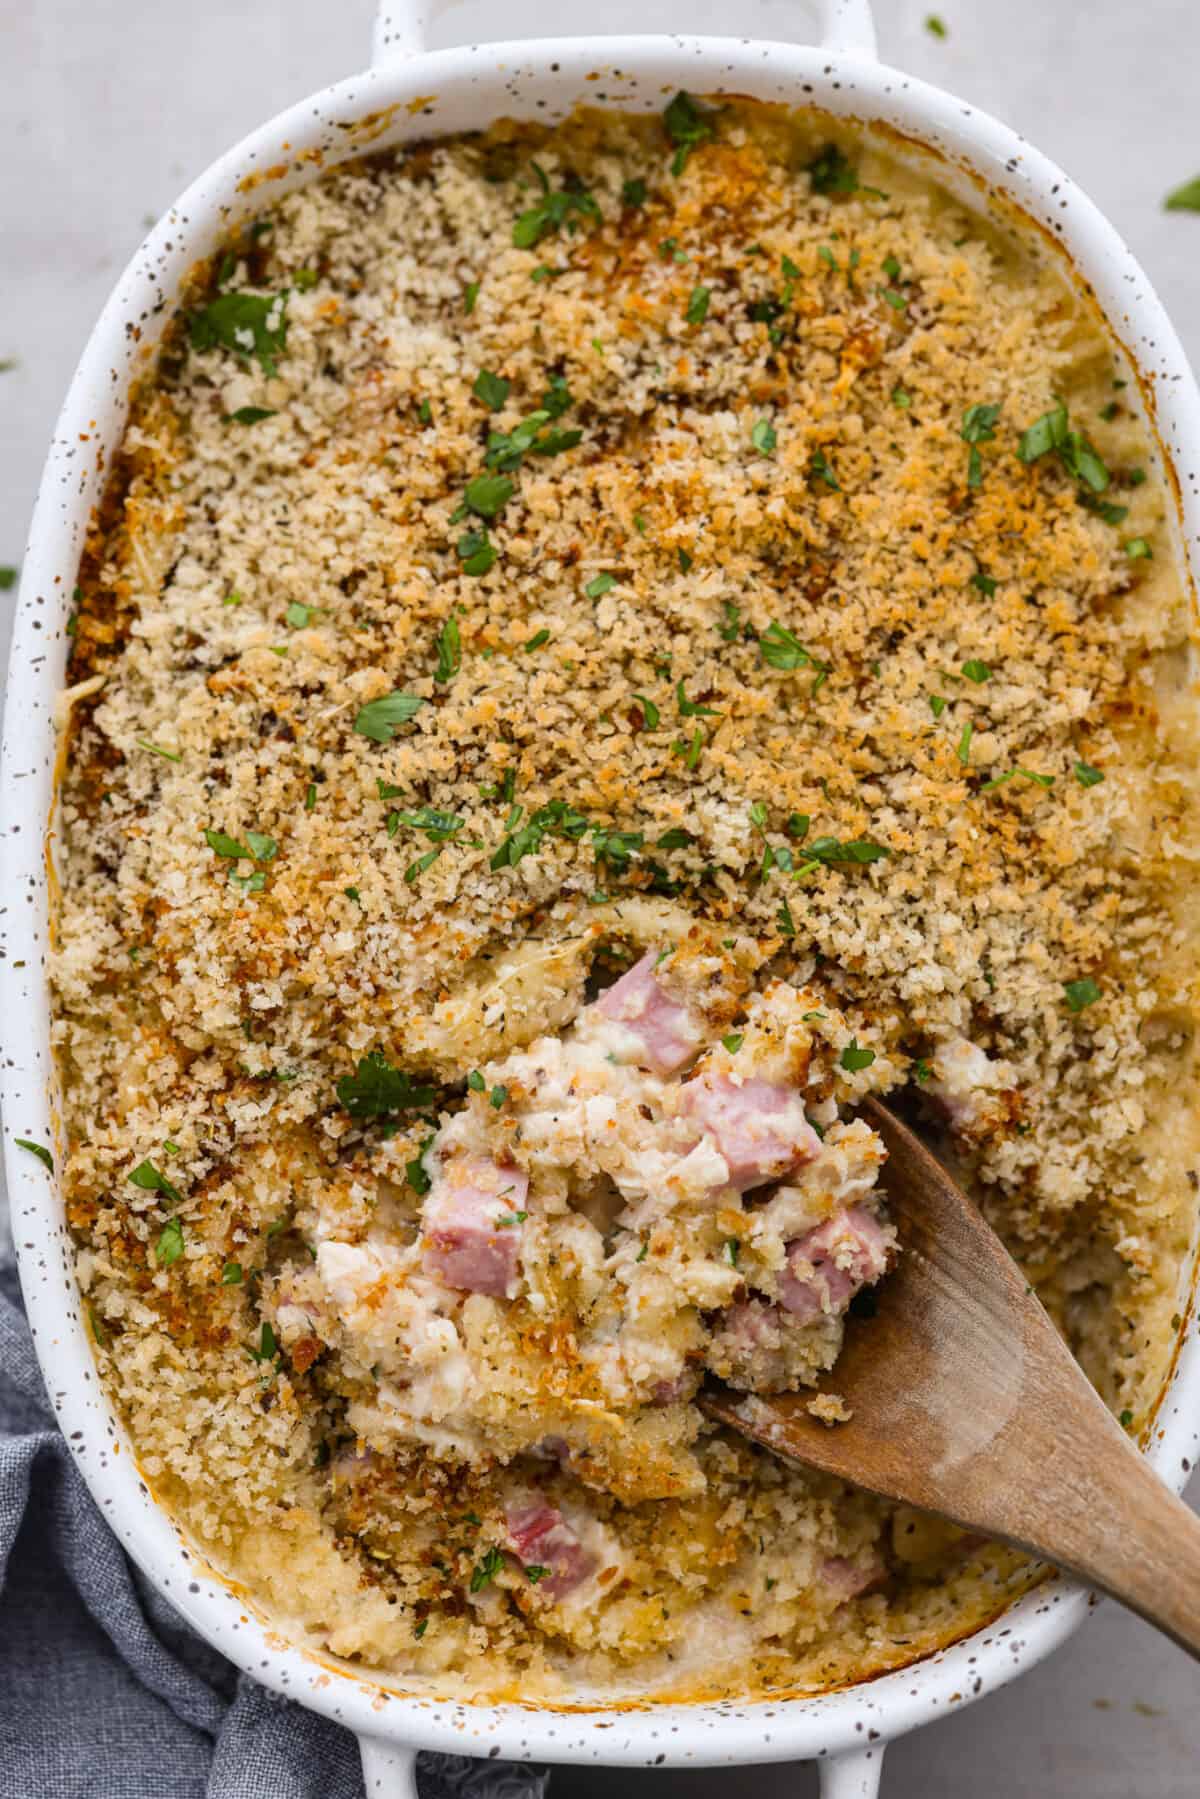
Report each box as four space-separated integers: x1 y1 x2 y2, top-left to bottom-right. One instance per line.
359 1736 418 1797
820 1745 886 1797
372 0 877 66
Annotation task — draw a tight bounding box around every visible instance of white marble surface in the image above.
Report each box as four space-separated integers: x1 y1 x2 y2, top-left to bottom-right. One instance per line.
2 1 1199 1792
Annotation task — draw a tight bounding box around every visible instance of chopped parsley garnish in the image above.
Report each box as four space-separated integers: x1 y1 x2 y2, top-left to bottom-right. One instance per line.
457 528 497 576
1119 1408 1135 1429
809 448 840 490
225 406 276 425
490 798 589 870
759 622 829 688
489 1085 510 1110
980 767 1055 793
524 1564 550 1584
777 897 796 937
970 571 997 597
678 547 693 573
718 601 742 642
956 719 974 765
286 601 314 627
204 829 251 859
396 807 464 843
1164 176 1200 212
725 1238 740 1267
676 680 720 718
1064 977 1102 1013
892 386 912 409
663 92 715 176
1125 536 1153 559
512 165 601 248
807 144 862 196
473 368 510 411
913 1058 932 1084
686 284 711 325
222 1262 243 1285
1074 762 1105 788
1017 400 1109 493
155 1218 185 1267
484 409 581 472
248 1321 279 1366
672 728 705 770
353 692 425 742
138 740 182 762
840 1038 876 1072
463 280 480 313
464 472 515 518
435 614 461 682
751 417 777 455
961 659 991 684
542 373 573 417
189 291 288 375
722 1033 744 1053
15 1138 53 1172
470 1546 506 1592
657 828 693 849
585 572 617 599
335 1053 435 1118
879 285 907 311
467 1070 486 1092
407 1133 436 1197
0 567 17 591
929 695 948 718
925 13 948 35
524 628 550 651
799 836 890 866
622 177 648 208
960 402 1002 488
634 694 660 729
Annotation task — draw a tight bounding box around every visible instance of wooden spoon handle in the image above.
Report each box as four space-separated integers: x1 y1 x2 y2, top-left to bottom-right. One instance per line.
1002 1422 1200 1659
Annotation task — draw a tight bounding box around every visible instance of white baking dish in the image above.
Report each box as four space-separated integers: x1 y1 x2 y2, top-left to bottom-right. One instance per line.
4 2 1200 1793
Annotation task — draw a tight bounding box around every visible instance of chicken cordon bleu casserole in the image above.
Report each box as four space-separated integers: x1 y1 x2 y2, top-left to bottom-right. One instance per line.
49 98 1200 1701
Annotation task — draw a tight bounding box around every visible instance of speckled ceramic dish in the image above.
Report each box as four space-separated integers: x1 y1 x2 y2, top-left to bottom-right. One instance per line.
4 2 1200 1793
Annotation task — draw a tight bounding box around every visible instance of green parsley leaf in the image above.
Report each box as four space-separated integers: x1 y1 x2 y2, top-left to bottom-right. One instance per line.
840 1037 876 1072
585 572 617 599
809 447 840 490
15 1138 53 1172
634 694 660 729
913 1057 932 1084
925 12 948 35
722 1033 744 1053
405 849 441 884
463 281 480 314
407 1132 436 1197
473 369 510 411
248 1321 279 1365
541 374 574 417
663 92 715 176
956 720 974 765
225 406 276 425
512 176 601 249
293 268 319 291
490 798 590 870
759 621 826 676
717 600 741 642
979 766 1055 793
1064 977 1102 1013
892 386 912 409
222 1261 243 1284
467 1070 486 1092
189 291 288 375
1125 537 1153 560
524 628 550 651
929 695 947 718
524 1563 550 1584
777 896 796 937
678 547 693 573
1119 1408 1135 1429
622 177 648 208
489 1084 509 1110
0 567 17 591
751 417 777 455
656 827 693 849
470 1546 506 1592
1074 762 1105 788
961 659 991 683
686 284 711 325
243 830 277 862
155 1217 185 1267
464 473 515 518
1018 400 1069 462
129 1157 182 1204
204 828 251 860
285 601 314 628
353 692 425 743
676 680 719 718
336 1053 435 1118
138 740 182 762
808 144 861 196
1164 176 1200 213
803 836 890 865
880 286 907 311
457 528 497 576
435 614 461 683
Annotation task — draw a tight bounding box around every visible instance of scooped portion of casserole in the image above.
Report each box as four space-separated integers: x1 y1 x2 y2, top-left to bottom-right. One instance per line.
51 92 1199 1701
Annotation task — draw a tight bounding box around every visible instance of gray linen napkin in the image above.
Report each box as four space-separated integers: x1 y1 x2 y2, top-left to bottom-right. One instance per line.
0 1255 548 1799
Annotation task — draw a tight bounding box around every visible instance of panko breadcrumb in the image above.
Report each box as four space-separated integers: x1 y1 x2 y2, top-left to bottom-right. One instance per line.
52 97 1200 1702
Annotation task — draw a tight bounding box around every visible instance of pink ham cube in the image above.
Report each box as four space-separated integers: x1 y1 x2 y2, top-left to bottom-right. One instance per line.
505 1497 596 1600
819 1551 887 1604
680 1072 821 1192
595 951 704 1074
422 1159 528 1298
778 1204 892 1323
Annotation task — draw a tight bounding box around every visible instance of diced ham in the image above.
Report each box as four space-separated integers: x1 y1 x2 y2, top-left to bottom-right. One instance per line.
422 1159 528 1298
778 1204 892 1323
680 1072 822 1192
820 1551 887 1604
505 1497 596 1600
595 951 704 1074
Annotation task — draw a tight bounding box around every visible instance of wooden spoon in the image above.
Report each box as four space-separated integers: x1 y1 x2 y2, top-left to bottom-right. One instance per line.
702 1096 1200 1657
